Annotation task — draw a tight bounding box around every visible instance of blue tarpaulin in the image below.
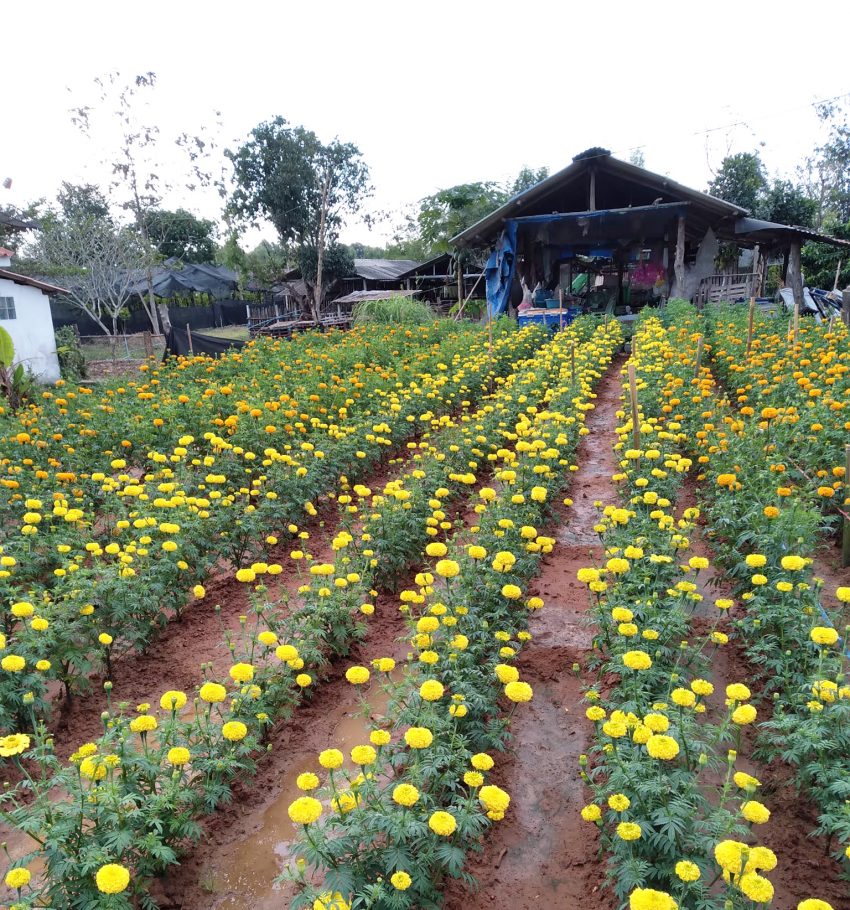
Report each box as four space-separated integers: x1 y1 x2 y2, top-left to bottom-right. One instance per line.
485 220 517 318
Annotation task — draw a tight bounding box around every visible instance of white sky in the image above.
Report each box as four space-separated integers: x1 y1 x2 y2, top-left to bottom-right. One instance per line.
4 0 850 247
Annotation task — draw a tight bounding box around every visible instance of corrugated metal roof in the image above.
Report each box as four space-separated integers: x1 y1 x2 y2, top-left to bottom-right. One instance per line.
734 218 850 249
335 289 420 305
451 149 746 247
350 259 421 281
0 212 39 231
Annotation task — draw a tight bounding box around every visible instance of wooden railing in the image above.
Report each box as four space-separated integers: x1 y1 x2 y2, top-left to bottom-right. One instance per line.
695 272 757 305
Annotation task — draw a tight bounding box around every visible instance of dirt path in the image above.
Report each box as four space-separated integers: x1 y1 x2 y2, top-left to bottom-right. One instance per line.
444 358 626 910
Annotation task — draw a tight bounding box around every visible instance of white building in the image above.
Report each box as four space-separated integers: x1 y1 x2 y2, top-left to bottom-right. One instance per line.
0 248 65 382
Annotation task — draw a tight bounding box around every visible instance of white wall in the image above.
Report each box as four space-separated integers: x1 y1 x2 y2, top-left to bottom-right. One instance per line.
0 278 61 382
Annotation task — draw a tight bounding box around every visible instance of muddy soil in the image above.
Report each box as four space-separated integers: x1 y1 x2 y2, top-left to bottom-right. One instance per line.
444 358 627 910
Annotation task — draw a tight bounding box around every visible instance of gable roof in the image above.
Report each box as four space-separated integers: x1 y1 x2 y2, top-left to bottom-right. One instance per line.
451 148 746 248
0 269 68 295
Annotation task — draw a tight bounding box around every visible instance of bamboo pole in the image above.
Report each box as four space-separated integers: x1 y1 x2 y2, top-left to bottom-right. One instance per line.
559 286 565 333
793 302 800 348
746 297 755 358
570 342 576 388
843 444 850 568
628 362 640 451
186 324 193 355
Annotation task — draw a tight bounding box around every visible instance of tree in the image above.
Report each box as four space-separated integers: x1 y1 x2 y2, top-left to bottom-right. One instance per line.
417 182 506 254
509 165 549 196
629 149 646 169
801 220 850 290
226 117 371 317
708 152 767 212
298 243 354 289
35 216 152 336
56 183 111 221
71 71 223 333
799 102 850 228
143 208 217 262
761 179 817 227
242 240 289 287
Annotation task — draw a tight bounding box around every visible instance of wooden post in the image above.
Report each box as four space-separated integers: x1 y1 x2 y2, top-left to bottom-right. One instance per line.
843 444 850 568
745 298 755 359
186 323 193 355
674 216 686 299
788 242 804 312
559 286 565 332
792 302 800 348
589 168 596 211
628 362 640 451
570 342 576 387
843 288 850 328
693 335 704 378
456 256 463 310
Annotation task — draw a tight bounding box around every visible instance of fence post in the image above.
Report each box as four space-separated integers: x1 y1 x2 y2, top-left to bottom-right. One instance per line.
693 335 704 379
628 362 640 451
843 444 850 568
143 331 153 359
746 297 755 359
186 324 193 355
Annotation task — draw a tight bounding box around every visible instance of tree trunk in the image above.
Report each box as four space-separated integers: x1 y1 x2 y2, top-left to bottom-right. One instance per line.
313 170 333 325
788 242 804 310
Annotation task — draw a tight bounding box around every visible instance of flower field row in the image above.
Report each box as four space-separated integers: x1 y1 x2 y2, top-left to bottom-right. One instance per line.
0 319 600 909
578 303 848 910
279 319 622 910
0 322 545 731
576 315 782 910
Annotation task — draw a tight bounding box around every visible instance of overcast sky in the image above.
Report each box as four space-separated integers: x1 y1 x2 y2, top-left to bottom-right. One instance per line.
4 0 849 247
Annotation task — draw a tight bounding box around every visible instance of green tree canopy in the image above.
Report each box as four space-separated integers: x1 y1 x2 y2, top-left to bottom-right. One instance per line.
761 179 817 227
57 182 111 221
142 208 217 262
226 117 370 310
708 152 768 212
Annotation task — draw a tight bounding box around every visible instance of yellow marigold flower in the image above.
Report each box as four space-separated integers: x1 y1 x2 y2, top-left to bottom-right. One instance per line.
199 682 227 703
374 657 395 673
628 888 678 910
404 726 433 749
345 665 370 685
1 655 26 672
258 631 277 646
468 545 487 559
391 871 412 891
797 901 835 910
296 673 312 687
471 752 494 771
369 729 391 746
732 704 757 725
95 863 130 894
739 872 774 903
671 688 696 708
313 892 349 910
318 748 344 770
80 755 109 780
392 783 419 806
581 803 602 822
606 557 630 574
435 559 460 578
835 587 850 603
811 626 838 646
4 866 31 889
577 567 600 584
160 690 187 711
675 860 700 882
646 734 680 760
235 568 256 583
781 554 805 571
419 679 445 701
586 706 606 722
428 810 457 836
745 554 766 568
608 793 630 812
288 795 322 825
351 744 376 765
734 771 761 790
691 679 714 696
501 584 522 599
504 680 533 702
193 585 206 599
168 747 190 766
425 542 447 557
129 715 157 734
741 800 770 824
617 821 642 841
726 683 751 702
229 663 254 683
711 631 729 645
464 771 484 788
296 772 319 791
622 650 652 670
275 644 299 662
643 713 669 733
222 721 247 742
479 784 510 814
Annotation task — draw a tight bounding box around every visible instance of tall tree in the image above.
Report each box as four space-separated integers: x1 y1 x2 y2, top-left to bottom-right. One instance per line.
71 71 223 333
35 216 152 336
417 182 506 254
143 208 217 263
508 165 549 196
226 117 371 317
799 102 850 228
57 183 111 221
708 151 768 212
761 179 817 227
